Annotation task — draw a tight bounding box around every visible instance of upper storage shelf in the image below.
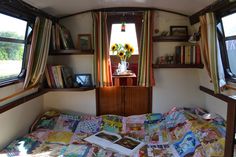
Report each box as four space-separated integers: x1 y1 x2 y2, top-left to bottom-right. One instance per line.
153 64 204 69
152 36 189 42
49 49 94 55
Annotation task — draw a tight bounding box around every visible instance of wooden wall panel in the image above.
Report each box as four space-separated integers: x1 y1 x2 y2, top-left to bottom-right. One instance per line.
124 87 151 116
97 87 124 116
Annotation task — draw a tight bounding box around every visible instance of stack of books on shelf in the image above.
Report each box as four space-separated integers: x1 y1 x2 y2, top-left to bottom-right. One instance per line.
175 44 201 64
50 23 74 50
45 65 74 88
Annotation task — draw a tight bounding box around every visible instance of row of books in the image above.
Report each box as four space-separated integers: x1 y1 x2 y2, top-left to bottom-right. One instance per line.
50 24 74 50
175 45 201 64
45 65 74 88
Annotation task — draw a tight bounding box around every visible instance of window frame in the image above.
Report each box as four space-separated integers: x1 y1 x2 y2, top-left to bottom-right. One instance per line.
107 12 143 54
0 13 29 87
218 11 236 83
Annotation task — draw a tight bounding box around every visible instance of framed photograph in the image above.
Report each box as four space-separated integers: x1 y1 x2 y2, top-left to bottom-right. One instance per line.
170 26 188 36
74 74 93 87
77 34 91 50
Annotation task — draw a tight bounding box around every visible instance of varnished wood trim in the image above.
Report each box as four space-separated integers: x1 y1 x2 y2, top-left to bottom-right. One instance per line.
44 87 95 92
0 78 23 88
59 7 188 19
0 37 25 43
189 1 236 25
224 102 236 157
0 89 47 114
153 64 204 69
199 86 236 103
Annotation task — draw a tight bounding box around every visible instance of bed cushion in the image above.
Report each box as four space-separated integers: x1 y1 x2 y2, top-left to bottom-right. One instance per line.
1 107 226 157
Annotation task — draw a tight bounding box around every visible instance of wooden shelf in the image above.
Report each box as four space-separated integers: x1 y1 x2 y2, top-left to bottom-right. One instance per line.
153 64 204 69
44 87 95 92
49 49 94 55
152 35 189 42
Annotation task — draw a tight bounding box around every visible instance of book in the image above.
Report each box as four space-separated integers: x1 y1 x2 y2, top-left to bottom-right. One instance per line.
59 25 74 49
84 130 145 156
45 67 52 88
61 66 74 88
147 143 177 157
56 65 64 88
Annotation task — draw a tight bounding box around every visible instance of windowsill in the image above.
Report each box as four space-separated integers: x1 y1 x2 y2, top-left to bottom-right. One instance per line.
0 78 24 88
199 86 236 103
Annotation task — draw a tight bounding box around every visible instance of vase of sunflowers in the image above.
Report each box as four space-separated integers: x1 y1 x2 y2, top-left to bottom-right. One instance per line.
111 43 134 73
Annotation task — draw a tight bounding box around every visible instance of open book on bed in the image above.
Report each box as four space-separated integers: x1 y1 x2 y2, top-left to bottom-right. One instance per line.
84 130 145 156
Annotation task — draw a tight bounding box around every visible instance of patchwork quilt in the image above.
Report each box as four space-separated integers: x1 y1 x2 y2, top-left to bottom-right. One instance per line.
0 107 226 157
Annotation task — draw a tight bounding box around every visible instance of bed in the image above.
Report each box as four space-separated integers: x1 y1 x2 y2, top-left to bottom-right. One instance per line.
0 107 226 157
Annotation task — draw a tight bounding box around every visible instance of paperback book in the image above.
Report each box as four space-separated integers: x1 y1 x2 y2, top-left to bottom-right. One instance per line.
84 130 145 156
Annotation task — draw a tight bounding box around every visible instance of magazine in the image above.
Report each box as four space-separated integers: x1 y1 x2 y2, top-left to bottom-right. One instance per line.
84 130 145 156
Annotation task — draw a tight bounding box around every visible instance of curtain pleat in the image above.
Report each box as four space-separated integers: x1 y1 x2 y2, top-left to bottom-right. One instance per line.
199 12 225 93
23 17 52 88
92 12 113 87
137 10 155 87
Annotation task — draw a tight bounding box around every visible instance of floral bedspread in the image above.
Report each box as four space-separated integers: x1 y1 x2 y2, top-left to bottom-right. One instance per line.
0 107 226 157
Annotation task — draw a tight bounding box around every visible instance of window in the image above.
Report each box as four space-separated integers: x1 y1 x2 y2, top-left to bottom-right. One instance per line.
110 23 139 55
0 13 28 84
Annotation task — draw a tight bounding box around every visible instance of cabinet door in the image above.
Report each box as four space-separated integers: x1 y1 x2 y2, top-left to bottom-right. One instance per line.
97 87 124 116
124 87 151 116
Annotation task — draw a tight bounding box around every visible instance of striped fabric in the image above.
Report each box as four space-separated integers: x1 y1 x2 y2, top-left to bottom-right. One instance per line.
137 11 155 87
92 12 113 87
24 17 52 88
200 12 225 93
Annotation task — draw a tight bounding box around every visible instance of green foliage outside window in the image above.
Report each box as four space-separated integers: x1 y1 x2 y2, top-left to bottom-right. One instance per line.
0 31 24 60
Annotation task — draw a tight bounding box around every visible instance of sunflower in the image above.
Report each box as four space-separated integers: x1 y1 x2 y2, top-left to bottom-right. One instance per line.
111 44 118 51
124 43 130 50
129 47 134 53
118 50 125 59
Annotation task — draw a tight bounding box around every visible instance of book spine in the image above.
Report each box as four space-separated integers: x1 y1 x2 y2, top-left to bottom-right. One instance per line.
45 66 52 88
175 46 181 64
55 24 61 50
52 66 60 88
193 45 196 64
196 45 201 64
48 66 56 88
56 65 64 88
181 46 185 64
190 46 193 64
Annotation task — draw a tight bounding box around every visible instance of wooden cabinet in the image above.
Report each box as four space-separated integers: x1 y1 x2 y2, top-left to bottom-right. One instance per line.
96 86 152 116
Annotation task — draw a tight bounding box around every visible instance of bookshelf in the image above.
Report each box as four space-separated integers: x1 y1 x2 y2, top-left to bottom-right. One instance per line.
153 64 204 69
152 35 189 42
49 49 94 55
44 87 95 92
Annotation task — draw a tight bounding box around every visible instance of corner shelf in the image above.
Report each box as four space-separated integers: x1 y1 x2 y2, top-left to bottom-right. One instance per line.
152 36 189 42
44 87 95 92
49 49 94 55
153 64 204 69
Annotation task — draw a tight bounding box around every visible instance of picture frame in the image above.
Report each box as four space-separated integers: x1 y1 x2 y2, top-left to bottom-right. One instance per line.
77 34 92 50
170 26 188 36
74 73 93 87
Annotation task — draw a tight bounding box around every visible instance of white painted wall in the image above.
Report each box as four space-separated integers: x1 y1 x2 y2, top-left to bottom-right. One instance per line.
191 23 228 119
43 11 207 114
0 96 43 149
152 11 205 113
43 90 96 115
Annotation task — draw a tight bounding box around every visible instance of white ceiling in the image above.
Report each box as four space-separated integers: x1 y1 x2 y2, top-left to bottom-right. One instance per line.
22 0 217 17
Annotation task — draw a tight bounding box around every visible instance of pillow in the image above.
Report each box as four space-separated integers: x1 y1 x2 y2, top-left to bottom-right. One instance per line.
101 115 124 133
